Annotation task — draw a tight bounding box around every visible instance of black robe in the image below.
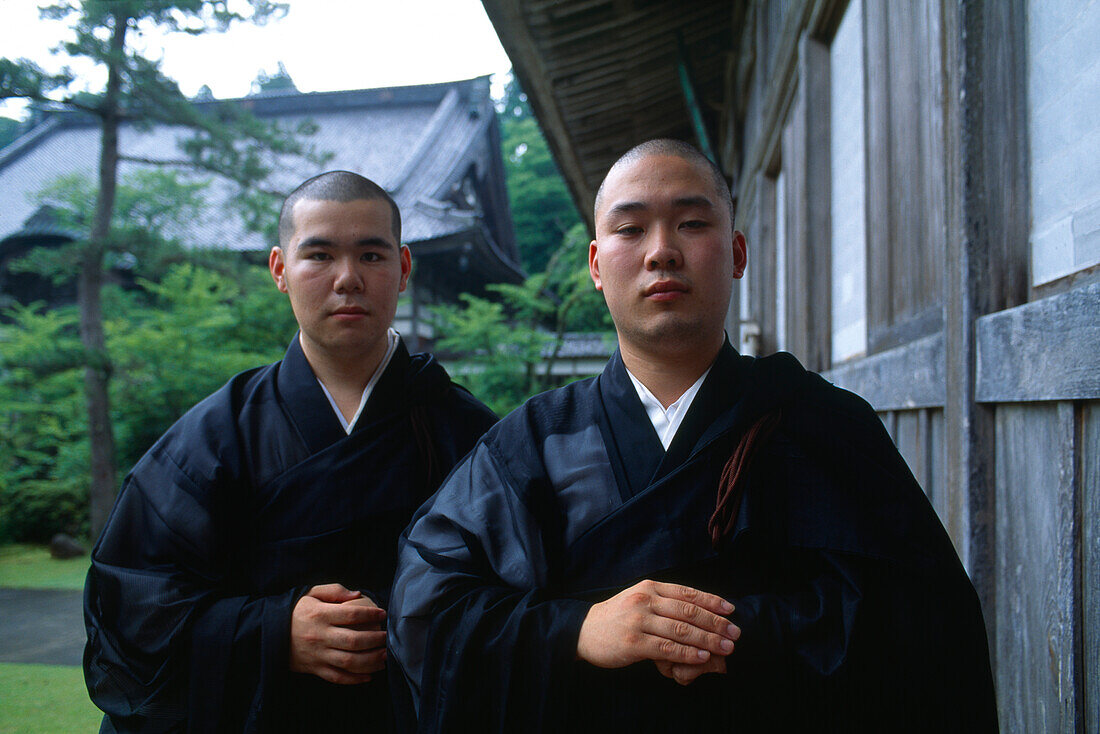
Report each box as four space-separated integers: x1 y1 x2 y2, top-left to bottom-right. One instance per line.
390 343 998 733
84 335 496 733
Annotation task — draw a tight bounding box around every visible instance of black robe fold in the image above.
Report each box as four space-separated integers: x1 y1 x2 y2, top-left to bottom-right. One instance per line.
390 342 997 733
84 335 496 733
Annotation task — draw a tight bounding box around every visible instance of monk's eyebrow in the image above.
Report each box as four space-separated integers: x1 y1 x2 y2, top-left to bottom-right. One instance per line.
605 201 648 217
672 195 716 210
296 236 395 252
605 196 716 218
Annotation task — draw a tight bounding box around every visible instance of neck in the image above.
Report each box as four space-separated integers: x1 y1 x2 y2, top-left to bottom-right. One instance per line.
619 333 723 408
299 332 389 399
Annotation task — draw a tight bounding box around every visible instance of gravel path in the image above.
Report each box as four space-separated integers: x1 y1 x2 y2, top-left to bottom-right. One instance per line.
0 588 85 666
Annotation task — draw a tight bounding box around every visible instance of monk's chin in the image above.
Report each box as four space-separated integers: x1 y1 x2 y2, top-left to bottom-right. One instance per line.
618 318 719 353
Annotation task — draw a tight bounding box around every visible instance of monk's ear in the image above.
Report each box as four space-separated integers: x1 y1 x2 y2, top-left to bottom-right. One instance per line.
589 239 603 291
731 231 747 280
398 245 412 292
269 247 289 293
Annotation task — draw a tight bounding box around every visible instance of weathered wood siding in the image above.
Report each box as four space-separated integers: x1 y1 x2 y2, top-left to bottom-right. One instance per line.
1085 402 1099 734
864 0 947 353
728 1 1100 730
994 403 1083 732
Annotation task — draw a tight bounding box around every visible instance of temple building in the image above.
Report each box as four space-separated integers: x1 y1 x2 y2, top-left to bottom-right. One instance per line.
0 76 524 346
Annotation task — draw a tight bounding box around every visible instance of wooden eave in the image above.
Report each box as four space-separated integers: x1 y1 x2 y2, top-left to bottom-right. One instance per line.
482 0 739 231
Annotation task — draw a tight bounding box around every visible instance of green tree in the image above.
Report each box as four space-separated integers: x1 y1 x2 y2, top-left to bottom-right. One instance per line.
251 61 298 95
108 263 295 469
497 75 582 274
0 261 295 542
0 116 20 149
432 223 611 415
0 303 88 541
0 1 322 539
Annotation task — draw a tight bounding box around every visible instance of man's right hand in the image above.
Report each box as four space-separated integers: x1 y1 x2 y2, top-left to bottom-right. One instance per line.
575 580 739 669
289 583 387 685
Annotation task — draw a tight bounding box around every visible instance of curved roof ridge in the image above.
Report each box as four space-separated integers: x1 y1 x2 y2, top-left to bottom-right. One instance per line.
389 87 462 194
0 117 64 169
399 83 495 207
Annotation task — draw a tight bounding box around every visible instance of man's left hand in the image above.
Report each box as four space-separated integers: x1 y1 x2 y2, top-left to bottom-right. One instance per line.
654 655 727 686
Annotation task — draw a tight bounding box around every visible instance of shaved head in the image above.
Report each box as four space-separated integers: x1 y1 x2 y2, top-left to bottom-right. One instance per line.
279 171 401 246
594 139 734 229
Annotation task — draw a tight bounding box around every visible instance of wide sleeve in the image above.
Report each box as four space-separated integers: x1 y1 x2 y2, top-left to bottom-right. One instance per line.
83 439 304 733
388 440 591 734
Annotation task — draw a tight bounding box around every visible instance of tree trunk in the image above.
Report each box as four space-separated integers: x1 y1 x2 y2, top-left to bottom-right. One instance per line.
85 12 128 542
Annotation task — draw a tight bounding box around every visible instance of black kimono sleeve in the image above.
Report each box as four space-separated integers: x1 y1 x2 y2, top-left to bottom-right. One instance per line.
389 441 591 733
84 421 302 733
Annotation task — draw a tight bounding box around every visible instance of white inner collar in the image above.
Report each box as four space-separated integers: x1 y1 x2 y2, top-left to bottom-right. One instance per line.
626 366 711 450
317 328 400 434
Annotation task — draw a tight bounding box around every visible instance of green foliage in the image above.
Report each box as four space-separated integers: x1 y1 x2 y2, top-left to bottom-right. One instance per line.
107 263 295 468
0 264 296 541
2 0 325 542
0 116 20 148
433 294 553 415
432 224 611 415
251 61 298 95
0 482 88 543
13 169 211 283
497 75 582 274
0 304 88 543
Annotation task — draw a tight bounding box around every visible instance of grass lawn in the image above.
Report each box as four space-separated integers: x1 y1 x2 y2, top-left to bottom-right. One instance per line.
0 663 102 732
0 544 89 591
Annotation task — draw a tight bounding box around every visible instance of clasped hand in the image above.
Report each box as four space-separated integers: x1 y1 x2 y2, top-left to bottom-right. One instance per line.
576 579 739 686
289 583 387 685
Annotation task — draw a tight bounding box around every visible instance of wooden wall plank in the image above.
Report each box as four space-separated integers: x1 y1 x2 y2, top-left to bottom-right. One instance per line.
976 282 1100 403
864 1 946 353
995 403 1080 733
929 408 946 524
822 331 944 411
794 34 832 371
1084 402 1099 734
863 0 891 347
894 410 924 493
980 0 1030 310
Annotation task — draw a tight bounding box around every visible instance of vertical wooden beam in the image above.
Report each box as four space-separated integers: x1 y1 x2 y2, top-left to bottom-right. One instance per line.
798 34 832 370
779 31 832 369
1084 402 1099 734
994 403 1082 732
943 0 996 620
862 0 891 346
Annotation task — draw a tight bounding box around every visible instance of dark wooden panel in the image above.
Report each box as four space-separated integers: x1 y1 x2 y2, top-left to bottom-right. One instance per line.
863 0 891 343
894 410 924 492
822 331 944 411
754 173 780 355
995 403 1080 733
789 34 831 371
1085 403 1099 734
980 0 1030 310
929 408 946 524
779 33 835 369
864 0 946 352
976 282 1100 403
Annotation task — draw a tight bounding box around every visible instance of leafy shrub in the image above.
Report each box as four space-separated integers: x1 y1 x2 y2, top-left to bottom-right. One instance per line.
0 479 88 543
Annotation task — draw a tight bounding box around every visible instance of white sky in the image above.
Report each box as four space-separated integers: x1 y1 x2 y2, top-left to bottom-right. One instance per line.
0 0 514 120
